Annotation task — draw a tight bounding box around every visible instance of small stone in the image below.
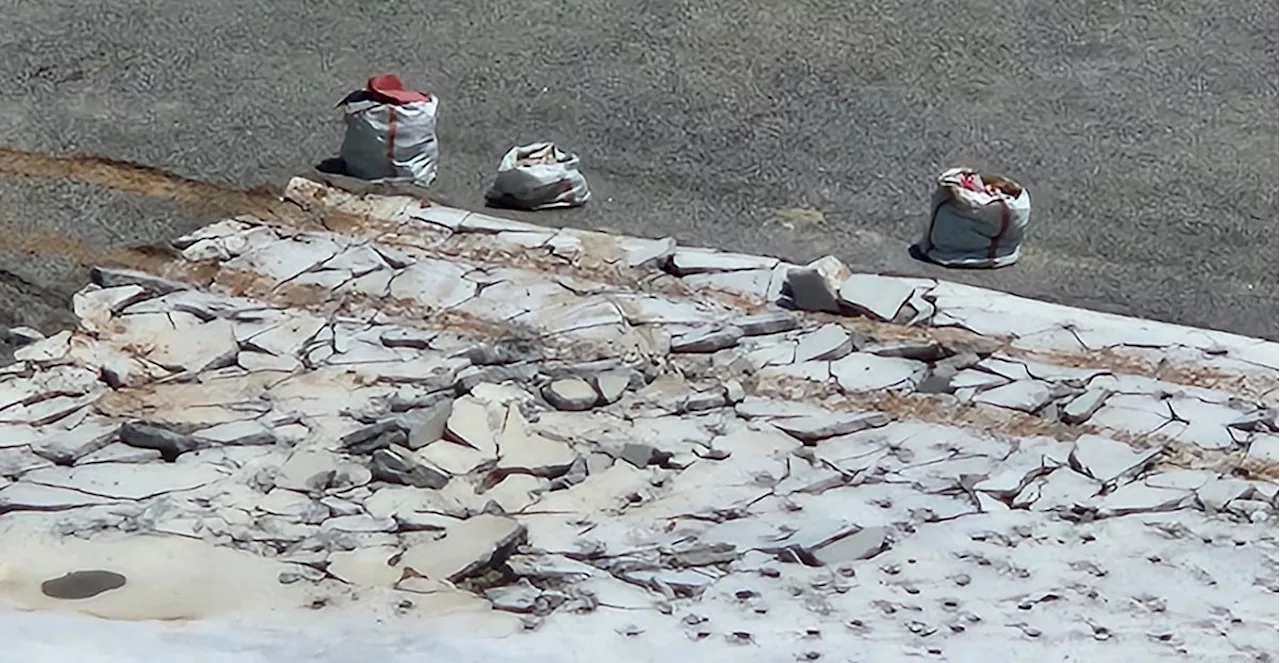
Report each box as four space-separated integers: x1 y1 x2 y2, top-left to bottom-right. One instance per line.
543 378 600 411
370 447 450 489
670 326 744 354
732 311 800 337
118 422 200 461
41 570 127 599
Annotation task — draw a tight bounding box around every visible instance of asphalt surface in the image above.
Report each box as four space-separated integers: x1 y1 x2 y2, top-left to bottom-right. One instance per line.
0 0 1276 340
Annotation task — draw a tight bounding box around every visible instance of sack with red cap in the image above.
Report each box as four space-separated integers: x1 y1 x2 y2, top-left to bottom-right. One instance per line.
337 74 439 187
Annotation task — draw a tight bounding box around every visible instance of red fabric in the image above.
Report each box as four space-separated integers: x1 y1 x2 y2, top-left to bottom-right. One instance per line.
366 73 430 105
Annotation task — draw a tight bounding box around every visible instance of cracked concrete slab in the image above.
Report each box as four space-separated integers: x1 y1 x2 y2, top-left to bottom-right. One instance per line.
0 180 1272 662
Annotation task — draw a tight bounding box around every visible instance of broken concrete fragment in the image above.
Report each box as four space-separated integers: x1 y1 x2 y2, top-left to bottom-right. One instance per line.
147 318 240 373
277 451 370 493
543 378 599 411
397 514 527 583
974 380 1054 413
1095 483 1191 516
794 324 854 363
76 443 163 465
830 354 928 392
119 422 201 461
24 463 225 500
417 439 491 475
732 311 800 337
90 266 188 295
496 404 578 476
32 419 121 464
192 420 277 446
837 275 923 322
443 396 499 457
782 256 851 313
396 399 454 450
370 447 450 489
73 285 149 334
619 443 660 469
1069 435 1161 485
774 412 892 444
0 482 117 511
863 340 947 362
327 546 401 587
667 249 779 276
670 326 744 354
592 371 632 405
812 526 890 565
1060 387 1111 424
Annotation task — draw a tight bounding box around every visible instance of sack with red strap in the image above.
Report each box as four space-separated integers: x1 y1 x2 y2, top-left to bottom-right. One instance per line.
918 168 1030 269
337 74 439 187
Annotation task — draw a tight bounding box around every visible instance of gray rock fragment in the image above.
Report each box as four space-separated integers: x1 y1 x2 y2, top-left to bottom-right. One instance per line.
670 326 744 354
76 443 163 465
731 311 800 337
1228 408 1279 434
118 422 200 461
370 447 450 489
1061 388 1111 425
543 378 600 411
774 412 892 445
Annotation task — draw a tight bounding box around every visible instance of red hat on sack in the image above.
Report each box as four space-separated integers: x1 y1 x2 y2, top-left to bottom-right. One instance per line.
366 73 431 105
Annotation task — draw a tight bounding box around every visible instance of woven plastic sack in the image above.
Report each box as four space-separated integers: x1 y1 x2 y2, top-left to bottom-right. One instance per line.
485 142 590 210
919 168 1030 269
337 81 439 187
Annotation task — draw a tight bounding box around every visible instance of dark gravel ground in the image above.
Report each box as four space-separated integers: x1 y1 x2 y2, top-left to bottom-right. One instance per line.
0 0 1275 339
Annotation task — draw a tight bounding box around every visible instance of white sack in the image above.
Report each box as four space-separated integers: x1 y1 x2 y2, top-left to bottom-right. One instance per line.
485 142 590 210
919 167 1030 269
338 97 439 187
